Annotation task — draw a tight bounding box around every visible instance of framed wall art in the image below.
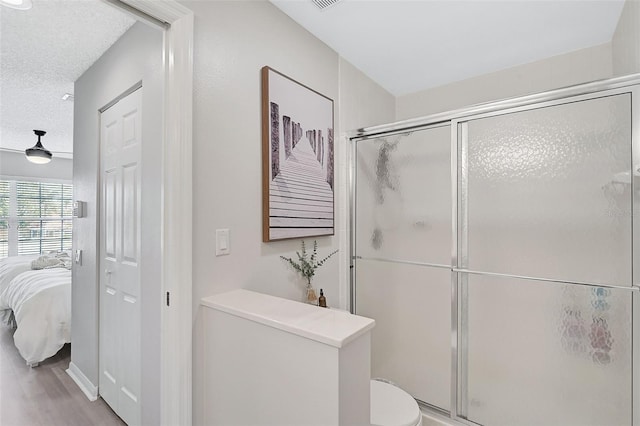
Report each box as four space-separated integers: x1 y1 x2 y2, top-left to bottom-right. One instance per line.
261 66 335 242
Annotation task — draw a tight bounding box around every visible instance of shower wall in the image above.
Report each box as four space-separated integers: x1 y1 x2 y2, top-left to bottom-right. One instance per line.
352 79 639 426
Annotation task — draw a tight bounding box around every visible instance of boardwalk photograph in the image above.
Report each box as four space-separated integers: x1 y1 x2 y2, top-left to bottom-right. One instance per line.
262 67 334 242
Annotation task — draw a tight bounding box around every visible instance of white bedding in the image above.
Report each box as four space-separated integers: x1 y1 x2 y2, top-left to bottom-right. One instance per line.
0 268 71 365
0 255 38 297
0 255 38 324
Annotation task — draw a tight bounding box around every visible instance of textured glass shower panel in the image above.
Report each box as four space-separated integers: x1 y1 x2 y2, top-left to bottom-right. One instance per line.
356 126 451 264
465 94 632 286
355 259 451 411
463 274 632 426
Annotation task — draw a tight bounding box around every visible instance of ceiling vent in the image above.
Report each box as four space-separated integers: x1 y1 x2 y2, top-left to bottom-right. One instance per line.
311 0 342 11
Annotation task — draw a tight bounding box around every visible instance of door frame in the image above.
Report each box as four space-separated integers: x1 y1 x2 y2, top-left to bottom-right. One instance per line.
103 1 193 425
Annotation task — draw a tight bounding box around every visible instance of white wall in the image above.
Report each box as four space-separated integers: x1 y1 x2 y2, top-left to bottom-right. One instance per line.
181 1 394 423
396 42 613 120
188 0 340 311
612 0 640 75
395 0 640 120
0 150 72 181
185 0 395 315
72 22 163 426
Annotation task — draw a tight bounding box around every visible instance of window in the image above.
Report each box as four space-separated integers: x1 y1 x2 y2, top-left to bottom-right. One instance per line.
0 180 73 258
0 181 8 258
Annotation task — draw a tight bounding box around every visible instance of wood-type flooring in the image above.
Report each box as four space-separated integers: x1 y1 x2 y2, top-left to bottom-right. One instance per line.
0 325 125 426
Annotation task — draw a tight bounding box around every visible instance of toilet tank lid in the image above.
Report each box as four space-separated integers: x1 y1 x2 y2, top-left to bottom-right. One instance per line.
371 380 421 426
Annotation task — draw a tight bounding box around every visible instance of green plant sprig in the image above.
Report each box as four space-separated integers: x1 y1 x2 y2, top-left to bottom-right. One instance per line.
280 240 338 285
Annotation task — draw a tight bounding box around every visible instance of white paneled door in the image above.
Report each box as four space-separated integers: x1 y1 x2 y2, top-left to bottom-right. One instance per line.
100 88 142 426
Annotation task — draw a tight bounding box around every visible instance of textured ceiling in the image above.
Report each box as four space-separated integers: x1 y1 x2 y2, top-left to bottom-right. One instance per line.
271 0 626 96
0 0 135 157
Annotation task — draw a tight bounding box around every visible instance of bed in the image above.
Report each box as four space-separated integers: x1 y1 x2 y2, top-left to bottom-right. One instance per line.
0 254 39 324
0 254 71 366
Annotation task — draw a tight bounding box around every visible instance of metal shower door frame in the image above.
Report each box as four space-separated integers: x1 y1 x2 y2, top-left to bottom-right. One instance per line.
349 74 640 426
452 85 639 426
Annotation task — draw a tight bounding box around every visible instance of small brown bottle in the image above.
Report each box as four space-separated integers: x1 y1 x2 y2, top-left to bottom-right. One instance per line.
318 289 327 308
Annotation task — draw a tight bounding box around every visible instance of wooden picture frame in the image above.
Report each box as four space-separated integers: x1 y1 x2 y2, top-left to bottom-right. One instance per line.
261 66 335 242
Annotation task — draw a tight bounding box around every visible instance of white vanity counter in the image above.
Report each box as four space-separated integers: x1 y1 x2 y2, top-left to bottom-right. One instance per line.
201 289 375 348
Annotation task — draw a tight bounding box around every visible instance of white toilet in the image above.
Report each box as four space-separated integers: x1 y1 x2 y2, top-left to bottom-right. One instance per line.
370 379 423 426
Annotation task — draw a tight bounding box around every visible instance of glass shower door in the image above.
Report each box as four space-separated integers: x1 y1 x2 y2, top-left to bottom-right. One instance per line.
354 125 452 411
459 93 633 425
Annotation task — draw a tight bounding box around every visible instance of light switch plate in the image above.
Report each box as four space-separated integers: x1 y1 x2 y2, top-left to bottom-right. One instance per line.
75 249 82 265
215 229 230 256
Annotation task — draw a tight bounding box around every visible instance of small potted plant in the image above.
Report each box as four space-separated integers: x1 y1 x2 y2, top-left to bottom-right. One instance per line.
280 240 338 305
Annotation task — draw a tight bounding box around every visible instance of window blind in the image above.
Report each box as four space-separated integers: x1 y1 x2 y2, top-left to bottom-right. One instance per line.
0 181 9 258
0 180 73 258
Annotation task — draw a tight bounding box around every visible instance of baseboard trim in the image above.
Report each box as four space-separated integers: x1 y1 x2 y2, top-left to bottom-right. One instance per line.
66 362 98 402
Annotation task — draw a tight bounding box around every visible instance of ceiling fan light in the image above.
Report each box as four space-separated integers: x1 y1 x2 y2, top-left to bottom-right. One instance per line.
25 130 52 164
0 0 32 10
26 147 52 164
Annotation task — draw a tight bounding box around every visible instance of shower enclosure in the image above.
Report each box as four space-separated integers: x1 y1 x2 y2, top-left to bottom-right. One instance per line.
349 75 640 426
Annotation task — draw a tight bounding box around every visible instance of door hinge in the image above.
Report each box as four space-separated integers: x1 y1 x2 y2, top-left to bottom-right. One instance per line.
166 291 170 307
